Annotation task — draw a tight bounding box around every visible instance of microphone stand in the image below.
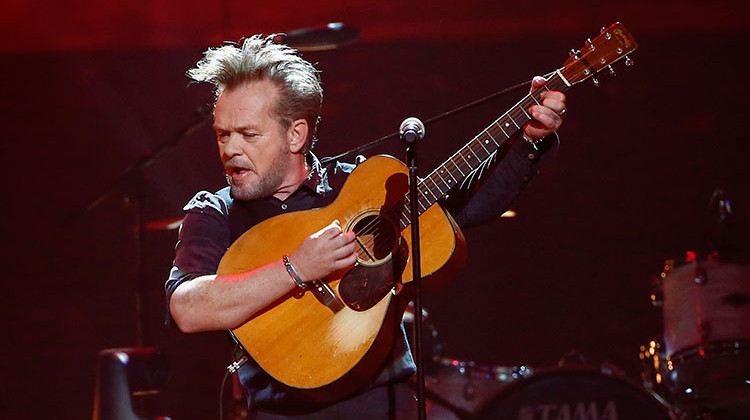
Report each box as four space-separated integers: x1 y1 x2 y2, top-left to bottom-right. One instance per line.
401 119 427 420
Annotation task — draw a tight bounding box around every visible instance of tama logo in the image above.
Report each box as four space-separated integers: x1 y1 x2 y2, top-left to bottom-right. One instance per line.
517 400 618 420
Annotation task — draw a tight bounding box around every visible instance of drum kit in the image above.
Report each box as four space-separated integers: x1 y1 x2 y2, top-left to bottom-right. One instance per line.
404 188 750 419
406 249 750 419
642 251 750 419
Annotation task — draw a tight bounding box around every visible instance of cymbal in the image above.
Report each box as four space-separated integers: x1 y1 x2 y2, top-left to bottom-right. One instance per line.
273 22 360 51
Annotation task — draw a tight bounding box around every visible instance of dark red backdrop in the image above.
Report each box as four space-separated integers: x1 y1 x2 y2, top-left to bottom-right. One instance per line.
2 1 749 419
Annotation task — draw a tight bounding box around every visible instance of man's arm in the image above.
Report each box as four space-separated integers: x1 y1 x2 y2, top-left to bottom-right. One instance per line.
449 76 567 227
170 219 358 333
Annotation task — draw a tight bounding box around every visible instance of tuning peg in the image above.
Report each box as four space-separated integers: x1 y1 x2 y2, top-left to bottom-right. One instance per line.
601 26 607 33
592 75 600 87
625 56 634 67
569 48 581 58
608 65 616 77
585 38 597 52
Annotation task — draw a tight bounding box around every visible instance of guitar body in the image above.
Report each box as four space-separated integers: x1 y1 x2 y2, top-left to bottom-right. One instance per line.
218 155 467 398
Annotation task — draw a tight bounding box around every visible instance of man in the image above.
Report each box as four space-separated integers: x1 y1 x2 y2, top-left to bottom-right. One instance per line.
166 34 566 418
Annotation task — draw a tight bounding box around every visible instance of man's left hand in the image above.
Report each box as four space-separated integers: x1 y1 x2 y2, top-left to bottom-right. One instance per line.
524 76 567 141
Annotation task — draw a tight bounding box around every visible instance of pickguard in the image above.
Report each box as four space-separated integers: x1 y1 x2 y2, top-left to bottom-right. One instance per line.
339 236 409 311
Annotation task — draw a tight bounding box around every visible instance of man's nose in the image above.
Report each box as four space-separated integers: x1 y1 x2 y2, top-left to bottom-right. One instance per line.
222 133 243 156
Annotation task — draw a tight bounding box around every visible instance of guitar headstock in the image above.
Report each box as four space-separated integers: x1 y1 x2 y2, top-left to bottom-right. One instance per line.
560 22 638 86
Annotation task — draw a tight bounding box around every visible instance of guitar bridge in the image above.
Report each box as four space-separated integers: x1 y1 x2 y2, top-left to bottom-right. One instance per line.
309 280 345 314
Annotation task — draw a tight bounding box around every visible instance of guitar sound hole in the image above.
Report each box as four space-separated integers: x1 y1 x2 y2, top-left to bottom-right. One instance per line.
340 213 407 311
353 215 397 266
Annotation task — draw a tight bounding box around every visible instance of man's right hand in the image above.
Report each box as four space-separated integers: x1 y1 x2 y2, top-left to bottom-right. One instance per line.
288 219 358 283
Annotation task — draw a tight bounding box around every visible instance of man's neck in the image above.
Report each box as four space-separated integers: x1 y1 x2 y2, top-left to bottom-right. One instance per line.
272 158 311 201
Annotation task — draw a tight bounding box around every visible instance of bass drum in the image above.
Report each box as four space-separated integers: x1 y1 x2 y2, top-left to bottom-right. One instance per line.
473 368 670 420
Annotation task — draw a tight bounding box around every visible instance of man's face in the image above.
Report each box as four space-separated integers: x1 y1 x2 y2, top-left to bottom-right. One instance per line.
213 79 293 200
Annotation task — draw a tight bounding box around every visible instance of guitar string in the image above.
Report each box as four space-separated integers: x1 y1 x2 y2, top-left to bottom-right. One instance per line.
347 79 560 260
351 113 524 258
336 40 629 255
350 95 538 258
353 91 536 239
346 56 615 252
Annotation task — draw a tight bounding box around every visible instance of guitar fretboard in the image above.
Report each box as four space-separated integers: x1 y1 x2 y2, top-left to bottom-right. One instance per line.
390 72 570 230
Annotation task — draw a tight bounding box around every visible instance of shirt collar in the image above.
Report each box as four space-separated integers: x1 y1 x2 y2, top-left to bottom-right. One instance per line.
301 152 332 195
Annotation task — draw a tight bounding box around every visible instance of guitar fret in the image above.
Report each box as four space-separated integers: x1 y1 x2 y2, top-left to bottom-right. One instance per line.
401 197 411 227
507 113 521 129
444 166 458 184
496 121 509 138
435 174 449 194
427 174 447 196
440 166 456 185
502 120 513 132
420 187 436 207
512 107 528 124
449 157 465 177
490 123 508 141
436 168 454 188
400 211 409 229
417 194 427 212
422 179 439 201
479 137 494 152
457 151 473 171
468 141 489 160
485 129 499 146
430 177 445 197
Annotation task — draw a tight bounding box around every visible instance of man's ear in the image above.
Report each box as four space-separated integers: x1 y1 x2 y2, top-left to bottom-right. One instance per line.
287 119 309 154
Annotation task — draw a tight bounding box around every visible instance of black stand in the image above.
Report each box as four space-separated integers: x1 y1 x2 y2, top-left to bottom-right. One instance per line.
401 117 427 420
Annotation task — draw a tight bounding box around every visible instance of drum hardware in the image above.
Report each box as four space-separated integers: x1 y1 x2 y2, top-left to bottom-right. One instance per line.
415 357 528 417
639 340 671 401
403 302 444 372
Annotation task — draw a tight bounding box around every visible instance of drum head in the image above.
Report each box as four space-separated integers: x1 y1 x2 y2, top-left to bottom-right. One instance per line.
474 368 670 420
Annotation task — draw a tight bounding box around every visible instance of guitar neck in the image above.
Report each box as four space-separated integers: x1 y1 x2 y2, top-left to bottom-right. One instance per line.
389 71 571 231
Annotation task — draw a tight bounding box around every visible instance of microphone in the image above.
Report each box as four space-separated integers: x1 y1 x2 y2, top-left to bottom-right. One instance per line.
399 117 425 144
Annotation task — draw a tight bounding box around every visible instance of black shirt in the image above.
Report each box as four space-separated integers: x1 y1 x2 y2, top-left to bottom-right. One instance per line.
166 134 551 413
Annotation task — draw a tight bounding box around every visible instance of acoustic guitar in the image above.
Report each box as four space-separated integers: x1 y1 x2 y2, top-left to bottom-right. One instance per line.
218 22 638 399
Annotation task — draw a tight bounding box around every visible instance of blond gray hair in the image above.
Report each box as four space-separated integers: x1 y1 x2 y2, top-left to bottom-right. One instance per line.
188 34 322 153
